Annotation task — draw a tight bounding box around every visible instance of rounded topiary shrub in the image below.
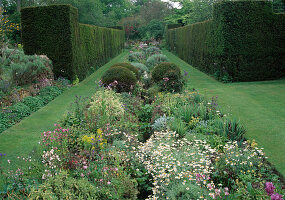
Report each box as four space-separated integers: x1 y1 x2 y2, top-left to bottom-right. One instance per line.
146 54 169 70
101 66 137 93
131 63 149 73
151 62 184 92
128 52 145 63
111 63 139 79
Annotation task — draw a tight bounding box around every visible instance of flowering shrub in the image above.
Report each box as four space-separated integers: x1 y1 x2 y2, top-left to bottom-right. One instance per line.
88 89 124 122
81 128 107 150
42 148 61 171
135 130 218 199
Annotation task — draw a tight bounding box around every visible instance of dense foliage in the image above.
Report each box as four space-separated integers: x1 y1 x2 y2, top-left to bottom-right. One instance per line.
21 4 125 81
151 62 183 92
111 63 139 79
146 54 169 70
0 86 63 134
166 1 285 82
0 48 70 134
0 44 284 199
101 66 137 93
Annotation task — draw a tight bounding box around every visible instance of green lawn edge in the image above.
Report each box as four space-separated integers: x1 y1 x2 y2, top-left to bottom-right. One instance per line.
0 51 128 174
163 50 285 177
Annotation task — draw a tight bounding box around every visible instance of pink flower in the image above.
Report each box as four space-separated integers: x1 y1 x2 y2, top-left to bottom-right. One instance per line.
80 173 84 177
207 183 213 190
215 189 221 197
83 166 88 170
271 193 283 200
107 181 111 185
224 187 229 195
266 182 275 196
163 77 169 82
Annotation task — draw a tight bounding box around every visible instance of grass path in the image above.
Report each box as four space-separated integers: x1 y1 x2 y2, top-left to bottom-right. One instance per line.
0 51 128 173
164 50 285 176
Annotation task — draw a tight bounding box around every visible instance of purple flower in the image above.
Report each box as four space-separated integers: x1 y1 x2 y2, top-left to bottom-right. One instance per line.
183 70 189 76
271 193 283 200
0 153 6 157
265 182 275 196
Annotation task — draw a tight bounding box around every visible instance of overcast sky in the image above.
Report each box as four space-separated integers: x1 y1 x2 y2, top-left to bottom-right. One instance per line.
161 0 182 9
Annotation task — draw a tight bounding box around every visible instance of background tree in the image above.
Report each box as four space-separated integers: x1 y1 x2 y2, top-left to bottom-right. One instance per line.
139 0 172 23
164 0 214 24
119 16 141 40
138 19 165 40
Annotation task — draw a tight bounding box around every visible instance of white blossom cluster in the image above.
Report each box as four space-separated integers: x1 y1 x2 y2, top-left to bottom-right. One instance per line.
135 131 217 199
42 147 61 170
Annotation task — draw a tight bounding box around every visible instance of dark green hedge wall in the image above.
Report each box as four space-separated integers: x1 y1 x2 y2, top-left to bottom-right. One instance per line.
166 1 285 82
21 5 125 81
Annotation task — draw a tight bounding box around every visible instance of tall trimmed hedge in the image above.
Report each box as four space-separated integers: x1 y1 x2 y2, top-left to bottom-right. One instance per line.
166 1 285 82
21 5 125 81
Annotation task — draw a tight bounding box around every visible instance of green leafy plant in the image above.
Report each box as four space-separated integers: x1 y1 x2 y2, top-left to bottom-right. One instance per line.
22 96 45 112
38 86 62 104
131 62 149 74
170 117 187 138
9 102 32 122
137 104 153 123
128 51 146 63
143 46 162 58
11 55 53 86
146 54 168 69
88 89 124 124
215 118 246 144
29 171 104 199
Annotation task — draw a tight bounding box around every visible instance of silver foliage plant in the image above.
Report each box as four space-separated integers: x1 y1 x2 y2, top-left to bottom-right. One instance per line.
152 115 174 131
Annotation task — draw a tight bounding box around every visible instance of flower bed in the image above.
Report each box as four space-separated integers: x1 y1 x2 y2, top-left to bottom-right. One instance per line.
0 44 284 199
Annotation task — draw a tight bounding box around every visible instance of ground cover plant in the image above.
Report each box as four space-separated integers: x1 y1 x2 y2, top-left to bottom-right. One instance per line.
0 44 284 199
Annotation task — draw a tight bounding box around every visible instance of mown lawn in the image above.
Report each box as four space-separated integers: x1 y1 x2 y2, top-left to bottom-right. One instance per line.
0 51 128 182
163 50 285 177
